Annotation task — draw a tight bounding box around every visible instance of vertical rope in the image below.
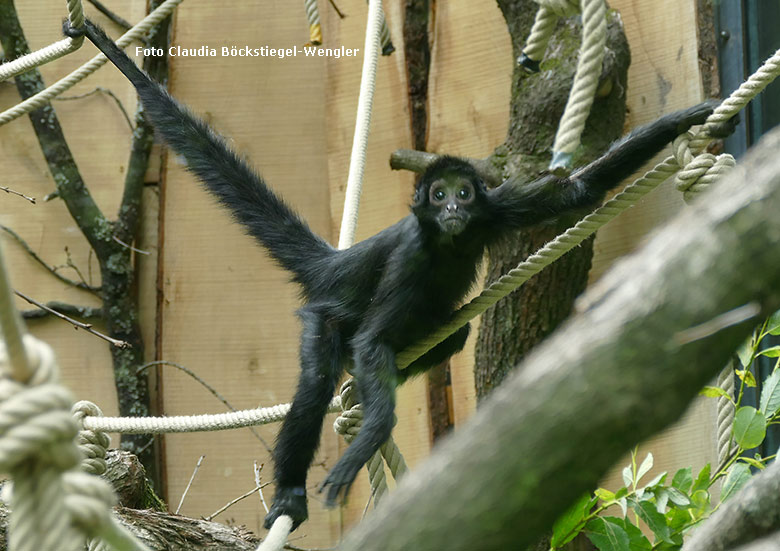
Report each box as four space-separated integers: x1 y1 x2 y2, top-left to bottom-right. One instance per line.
0 243 30 382
304 0 322 45
716 364 737 466
337 0 384 250
550 0 607 169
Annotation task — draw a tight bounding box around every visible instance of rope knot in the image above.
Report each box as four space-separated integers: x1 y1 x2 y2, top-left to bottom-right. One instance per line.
673 131 736 201
72 401 110 475
0 335 80 473
334 380 363 442
535 0 580 16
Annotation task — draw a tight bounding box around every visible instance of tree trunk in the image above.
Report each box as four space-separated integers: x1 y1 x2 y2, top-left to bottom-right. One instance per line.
475 2 630 399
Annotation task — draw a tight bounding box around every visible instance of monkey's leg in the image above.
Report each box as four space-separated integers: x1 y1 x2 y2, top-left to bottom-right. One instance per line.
320 340 397 505
265 310 343 530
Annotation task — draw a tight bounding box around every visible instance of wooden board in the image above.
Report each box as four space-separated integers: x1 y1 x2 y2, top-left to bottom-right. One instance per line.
157 3 338 545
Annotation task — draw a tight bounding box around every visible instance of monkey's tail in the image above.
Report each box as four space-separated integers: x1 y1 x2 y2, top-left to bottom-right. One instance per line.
68 19 335 293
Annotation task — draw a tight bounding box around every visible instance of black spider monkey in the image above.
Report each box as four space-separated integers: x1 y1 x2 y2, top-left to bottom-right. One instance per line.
66 19 728 531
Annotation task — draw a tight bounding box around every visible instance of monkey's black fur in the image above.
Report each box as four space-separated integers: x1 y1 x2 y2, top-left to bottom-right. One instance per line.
68 19 725 531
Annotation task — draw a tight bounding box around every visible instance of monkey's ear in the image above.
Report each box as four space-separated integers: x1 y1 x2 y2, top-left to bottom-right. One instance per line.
412 181 428 208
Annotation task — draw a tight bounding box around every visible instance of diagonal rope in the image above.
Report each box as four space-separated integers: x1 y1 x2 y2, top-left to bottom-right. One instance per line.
397 45 780 370
0 0 85 83
0 0 184 127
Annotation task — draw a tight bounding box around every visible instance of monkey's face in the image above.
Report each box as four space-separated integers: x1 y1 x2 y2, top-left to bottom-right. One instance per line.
428 176 476 235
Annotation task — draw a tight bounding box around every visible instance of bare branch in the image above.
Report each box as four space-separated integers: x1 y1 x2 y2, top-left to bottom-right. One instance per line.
389 149 503 186
205 482 271 521
14 290 130 348
55 86 134 130
0 225 100 292
176 455 205 515
113 235 151 255
0 185 35 204
21 301 102 320
137 360 273 452
86 0 132 30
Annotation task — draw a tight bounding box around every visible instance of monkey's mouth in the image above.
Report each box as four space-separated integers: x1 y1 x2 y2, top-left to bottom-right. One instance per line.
439 216 467 234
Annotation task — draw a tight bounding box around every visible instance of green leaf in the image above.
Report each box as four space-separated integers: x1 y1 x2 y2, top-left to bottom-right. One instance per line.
636 453 653 483
767 309 780 335
642 472 667 490
700 386 732 399
721 462 751 501
585 517 630 551
733 406 767 449
665 487 691 508
615 487 629 500
736 369 757 387
741 456 766 470
610 518 652 551
617 496 628 517
634 500 673 544
758 345 780 358
654 489 669 514
551 494 590 548
595 488 616 502
692 464 711 493
671 467 693 493
736 336 754 367
623 464 633 487
759 370 780 416
689 489 711 518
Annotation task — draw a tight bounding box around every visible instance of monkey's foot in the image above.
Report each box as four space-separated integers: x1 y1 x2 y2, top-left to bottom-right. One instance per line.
263 486 307 530
318 462 361 507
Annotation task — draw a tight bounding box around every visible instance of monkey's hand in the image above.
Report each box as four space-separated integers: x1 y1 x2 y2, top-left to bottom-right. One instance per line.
319 460 362 507
263 486 308 531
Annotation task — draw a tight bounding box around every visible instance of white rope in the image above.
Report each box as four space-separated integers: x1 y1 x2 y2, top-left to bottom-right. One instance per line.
550 0 606 168
0 0 184 127
336 0 384 250
263 1 386 544
82 397 342 433
255 515 293 551
0 0 85 83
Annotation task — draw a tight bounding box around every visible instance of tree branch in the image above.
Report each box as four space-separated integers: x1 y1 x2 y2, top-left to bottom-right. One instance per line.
0 224 100 292
14 290 129 348
21 301 102 320
389 149 503 186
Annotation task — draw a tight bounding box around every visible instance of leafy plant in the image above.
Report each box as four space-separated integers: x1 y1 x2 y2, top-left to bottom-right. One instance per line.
549 309 780 551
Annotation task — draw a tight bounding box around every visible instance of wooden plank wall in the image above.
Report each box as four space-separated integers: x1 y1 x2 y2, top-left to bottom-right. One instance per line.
0 0 716 545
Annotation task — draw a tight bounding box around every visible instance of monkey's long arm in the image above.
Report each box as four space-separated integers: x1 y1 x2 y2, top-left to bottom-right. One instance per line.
488 101 720 228
66 20 335 293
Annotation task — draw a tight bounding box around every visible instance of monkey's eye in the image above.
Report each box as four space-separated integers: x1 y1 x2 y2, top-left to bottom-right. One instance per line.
433 189 446 201
458 187 471 200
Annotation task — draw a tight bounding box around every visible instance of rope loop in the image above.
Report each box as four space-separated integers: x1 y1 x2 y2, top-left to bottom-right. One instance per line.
72 401 110 475
334 380 363 440
672 131 736 201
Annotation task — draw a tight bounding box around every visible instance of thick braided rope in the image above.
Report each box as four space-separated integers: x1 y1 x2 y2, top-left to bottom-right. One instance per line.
0 0 85 83
304 0 322 45
716 364 737 466
0 336 151 551
397 46 780 370
0 0 184 127
521 1 578 68
337 0 384 249
82 397 342 433
0 243 29 382
333 381 390 502
551 0 607 168
521 7 558 64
